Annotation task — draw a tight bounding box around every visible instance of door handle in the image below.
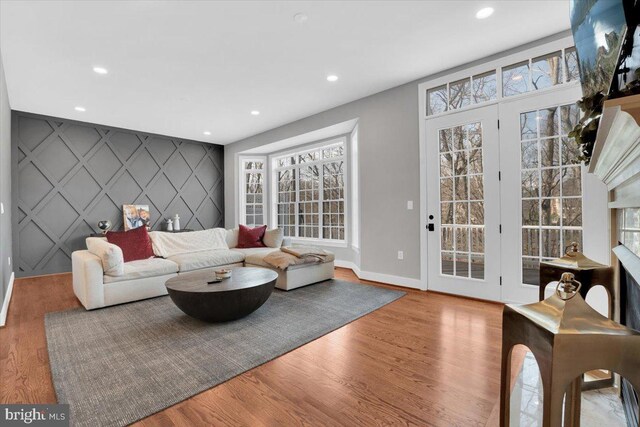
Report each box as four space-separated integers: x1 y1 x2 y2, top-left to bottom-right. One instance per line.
427 223 435 232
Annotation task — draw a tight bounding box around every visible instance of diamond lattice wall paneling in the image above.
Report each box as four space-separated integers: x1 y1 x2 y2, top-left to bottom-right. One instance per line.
12 111 224 277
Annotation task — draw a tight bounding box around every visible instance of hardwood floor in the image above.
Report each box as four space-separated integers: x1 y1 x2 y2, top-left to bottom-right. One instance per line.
0 268 506 426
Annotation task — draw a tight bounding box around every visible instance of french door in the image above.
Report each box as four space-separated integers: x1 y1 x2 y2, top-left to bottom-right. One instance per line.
499 87 609 304
424 85 608 304
425 105 502 301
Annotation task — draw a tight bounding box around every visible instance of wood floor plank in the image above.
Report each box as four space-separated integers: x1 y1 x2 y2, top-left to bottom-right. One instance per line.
0 268 506 426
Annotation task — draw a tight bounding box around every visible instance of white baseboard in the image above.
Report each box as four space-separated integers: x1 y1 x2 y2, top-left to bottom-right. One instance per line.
334 260 361 275
0 272 15 327
334 260 425 290
358 270 424 290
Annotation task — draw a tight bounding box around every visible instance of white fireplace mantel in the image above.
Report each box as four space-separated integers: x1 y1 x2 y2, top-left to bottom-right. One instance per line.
589 94 640 208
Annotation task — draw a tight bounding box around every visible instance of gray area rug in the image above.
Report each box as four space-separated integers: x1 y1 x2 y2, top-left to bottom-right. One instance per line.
45 279 404 426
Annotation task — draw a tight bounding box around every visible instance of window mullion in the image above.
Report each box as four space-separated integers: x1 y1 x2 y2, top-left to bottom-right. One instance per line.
295 166 300 238
319 163 324 239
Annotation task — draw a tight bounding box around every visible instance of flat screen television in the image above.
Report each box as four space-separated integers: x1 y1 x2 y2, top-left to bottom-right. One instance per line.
570 0 628 98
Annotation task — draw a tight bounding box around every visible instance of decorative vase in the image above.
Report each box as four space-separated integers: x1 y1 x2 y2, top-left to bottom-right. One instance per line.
173 214 180 231
165 219 173 231
97 220 112 234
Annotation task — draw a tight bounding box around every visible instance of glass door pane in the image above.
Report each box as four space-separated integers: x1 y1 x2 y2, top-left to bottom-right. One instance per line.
518 103 583 286
438 123 485 280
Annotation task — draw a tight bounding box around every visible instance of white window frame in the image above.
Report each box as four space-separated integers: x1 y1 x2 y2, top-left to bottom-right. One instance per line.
425 41 581 118
269 137 348 246
238 156 267 227
350 125 360 250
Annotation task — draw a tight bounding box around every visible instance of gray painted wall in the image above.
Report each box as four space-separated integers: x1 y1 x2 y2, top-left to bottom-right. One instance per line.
226 82 421 280
225 31 571 282
0 50 13 308
12 112 224 277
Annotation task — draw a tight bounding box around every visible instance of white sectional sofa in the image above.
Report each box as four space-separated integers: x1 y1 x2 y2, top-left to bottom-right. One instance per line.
72 228 334 310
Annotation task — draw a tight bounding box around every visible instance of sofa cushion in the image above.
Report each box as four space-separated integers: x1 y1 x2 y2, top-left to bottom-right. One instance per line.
263 228 284 248
103 258 178 284
167 249 245 272
106 226 155 262
86 237 124 276
149 228 228 258
225 228 239 248
233 247 282 268
237 224 267 248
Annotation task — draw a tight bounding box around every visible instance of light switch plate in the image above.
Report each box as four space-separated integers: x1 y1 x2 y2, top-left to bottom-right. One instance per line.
407 200 413 210
1 202 4 214
397 251 404 260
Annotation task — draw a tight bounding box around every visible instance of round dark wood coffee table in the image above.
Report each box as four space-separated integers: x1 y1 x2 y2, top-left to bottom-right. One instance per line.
165 267 278 322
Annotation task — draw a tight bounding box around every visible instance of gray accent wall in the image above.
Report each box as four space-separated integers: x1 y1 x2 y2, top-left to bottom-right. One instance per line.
12 112 224 277
0 50 13 308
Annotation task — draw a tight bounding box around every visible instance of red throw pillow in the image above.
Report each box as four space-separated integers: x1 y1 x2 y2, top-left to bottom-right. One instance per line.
106 226 155 262
237 224 267 248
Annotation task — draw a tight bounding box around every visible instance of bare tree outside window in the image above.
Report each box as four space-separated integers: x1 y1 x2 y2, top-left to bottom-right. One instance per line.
531 51 562 90
243 161 265 226
564 47 581 82
274 143 345 241
472 71 497 104
520 103 583 286
277 169 296 237
428 85 448 115
439 122 485 279
449 78 471 110
503 61 529 97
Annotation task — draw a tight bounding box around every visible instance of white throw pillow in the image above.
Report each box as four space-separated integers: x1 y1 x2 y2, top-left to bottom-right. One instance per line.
263 228 284 248
225 228 239 248
148 228 228 258
86 237 124 276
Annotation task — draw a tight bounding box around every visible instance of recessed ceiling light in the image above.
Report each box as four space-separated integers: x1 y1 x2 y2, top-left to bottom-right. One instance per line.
326 75 339 82
203 131 211 136
251 110 260 116
93 66 108 75
74 106 86 112
293 13 308 24
475 7 494 19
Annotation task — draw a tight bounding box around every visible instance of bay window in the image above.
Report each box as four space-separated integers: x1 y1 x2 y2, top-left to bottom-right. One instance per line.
273 140 346 242
238 138 348 243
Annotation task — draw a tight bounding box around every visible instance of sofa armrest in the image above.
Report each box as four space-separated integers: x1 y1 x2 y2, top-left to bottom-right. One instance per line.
72 250 105 310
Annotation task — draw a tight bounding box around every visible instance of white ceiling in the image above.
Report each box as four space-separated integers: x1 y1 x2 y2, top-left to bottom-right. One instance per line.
0 1 571 145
